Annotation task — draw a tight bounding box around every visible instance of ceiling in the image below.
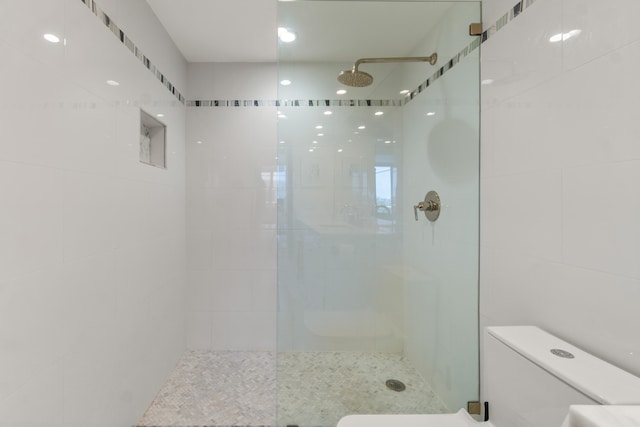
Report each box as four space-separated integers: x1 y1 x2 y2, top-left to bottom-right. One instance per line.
146 0 456 63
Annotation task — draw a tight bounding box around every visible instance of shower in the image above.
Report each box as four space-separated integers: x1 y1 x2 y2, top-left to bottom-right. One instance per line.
277 2 480 426
337 53 438 87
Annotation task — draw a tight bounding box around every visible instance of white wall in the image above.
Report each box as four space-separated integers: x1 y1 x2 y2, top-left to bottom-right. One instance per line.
0 1 187 425
185 63 278 351
480 0 640 385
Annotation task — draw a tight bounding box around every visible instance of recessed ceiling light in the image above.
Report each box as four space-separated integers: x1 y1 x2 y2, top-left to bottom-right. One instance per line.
374 111 384 116
336 89 347 95
280 79 291 86
358 125 366 129
196 140 203 144
106 80 120 86
43 33 60 43
315 125 323 129
312 140 318 144
278 27 296 43
278 114 287 119
384 140 392 144
399 89 410 95
279 140 286 144
324 110 332 115
337 148 343 153
308 148 314 152
481 79 494 85
317 133 324 136
426 112 436 116
156 113 165 118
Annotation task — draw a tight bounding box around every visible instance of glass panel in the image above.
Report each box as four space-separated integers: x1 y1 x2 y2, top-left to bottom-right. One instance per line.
277 2 480 426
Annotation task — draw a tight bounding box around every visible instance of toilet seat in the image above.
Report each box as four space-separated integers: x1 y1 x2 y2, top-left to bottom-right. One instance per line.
337 409 485 427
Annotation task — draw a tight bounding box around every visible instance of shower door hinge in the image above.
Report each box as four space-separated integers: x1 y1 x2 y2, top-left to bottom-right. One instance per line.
467 401 481 415
469 23 483 36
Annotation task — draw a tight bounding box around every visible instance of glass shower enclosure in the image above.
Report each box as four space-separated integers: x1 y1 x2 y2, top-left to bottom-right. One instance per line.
276 2 480 426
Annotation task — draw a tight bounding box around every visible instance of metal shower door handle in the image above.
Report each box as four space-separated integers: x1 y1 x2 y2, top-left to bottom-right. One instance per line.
413 191 441 222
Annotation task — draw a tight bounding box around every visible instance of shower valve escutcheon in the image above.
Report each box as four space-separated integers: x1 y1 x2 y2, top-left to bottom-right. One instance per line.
413 191 441 222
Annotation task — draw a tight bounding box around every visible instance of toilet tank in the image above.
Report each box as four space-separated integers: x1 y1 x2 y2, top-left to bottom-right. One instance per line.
482 326 640 427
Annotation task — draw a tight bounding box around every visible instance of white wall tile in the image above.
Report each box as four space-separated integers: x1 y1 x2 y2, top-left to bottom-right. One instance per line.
0 161 64 281
211 311 276 351
556 40 640 168
0 0 66 69
562 0 640 71
562 161 640 279
481 170 563 261
185 63 277 351
186 311 213 349
62 172 118 261
0 0 188 425
0 359 64 427
187 63 277 100
211 270 253 311
481 0 640 383
481 0 562 104
481 0 520 28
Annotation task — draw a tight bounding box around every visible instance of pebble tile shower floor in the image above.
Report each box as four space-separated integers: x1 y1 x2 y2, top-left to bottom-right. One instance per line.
135 351 447 427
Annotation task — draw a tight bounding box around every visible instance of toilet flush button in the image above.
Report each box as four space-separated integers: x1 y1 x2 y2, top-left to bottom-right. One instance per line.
551 349 575 359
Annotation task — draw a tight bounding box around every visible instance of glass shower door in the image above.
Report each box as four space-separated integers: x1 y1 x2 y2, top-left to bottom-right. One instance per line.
276 2 480 426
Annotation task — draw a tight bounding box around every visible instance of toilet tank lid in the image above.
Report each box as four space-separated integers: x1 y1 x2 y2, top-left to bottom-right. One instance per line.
487 326 640 405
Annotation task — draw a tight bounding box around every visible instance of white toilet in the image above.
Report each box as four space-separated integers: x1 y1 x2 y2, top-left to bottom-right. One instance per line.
337 326 640 427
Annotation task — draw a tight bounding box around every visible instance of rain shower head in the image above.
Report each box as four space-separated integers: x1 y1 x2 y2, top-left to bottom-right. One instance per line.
337 69 374 87
337 54 438 87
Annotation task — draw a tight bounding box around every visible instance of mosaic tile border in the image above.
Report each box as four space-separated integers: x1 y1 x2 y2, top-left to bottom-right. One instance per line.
482 0 537 42
186 99 405 108
82 0 534 110
187 0 536 109
79 0 186 104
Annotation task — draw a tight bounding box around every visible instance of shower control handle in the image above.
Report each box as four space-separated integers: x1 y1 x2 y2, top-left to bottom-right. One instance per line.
413 191 441 222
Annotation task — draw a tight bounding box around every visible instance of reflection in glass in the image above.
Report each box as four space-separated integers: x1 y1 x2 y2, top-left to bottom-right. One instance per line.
277 2 480 426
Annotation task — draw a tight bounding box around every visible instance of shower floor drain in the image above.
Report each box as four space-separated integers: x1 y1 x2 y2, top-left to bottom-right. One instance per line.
385 379 406 392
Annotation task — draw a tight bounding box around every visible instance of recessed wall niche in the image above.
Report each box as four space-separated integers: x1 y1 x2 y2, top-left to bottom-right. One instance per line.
140 109 167 168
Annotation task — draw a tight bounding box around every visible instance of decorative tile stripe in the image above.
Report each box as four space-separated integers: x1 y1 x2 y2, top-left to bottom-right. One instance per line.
186 30 486 109
186 99 405 108
78 0 186 104
482 0 537 42
80 0 533 109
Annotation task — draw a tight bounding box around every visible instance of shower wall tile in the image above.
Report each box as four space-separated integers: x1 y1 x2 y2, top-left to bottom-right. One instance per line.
186 63 277 351
187 311 213 349
555 39 640 168
0 161 65 282
481 0 523 28
211 311 276 351
0 0 66 69
0 0 187 426
0 359 64 427
481 170 563 261
481 0 640 383
562 161 640 279
187 62 277 100
562 0 640 71
116 0 188 91
481 0 562 105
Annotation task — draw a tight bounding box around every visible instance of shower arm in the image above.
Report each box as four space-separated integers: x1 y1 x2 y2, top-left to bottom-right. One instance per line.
352 54 438 71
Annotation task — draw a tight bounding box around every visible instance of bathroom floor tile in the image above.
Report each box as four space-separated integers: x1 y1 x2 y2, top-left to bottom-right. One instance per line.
135 350 446 427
